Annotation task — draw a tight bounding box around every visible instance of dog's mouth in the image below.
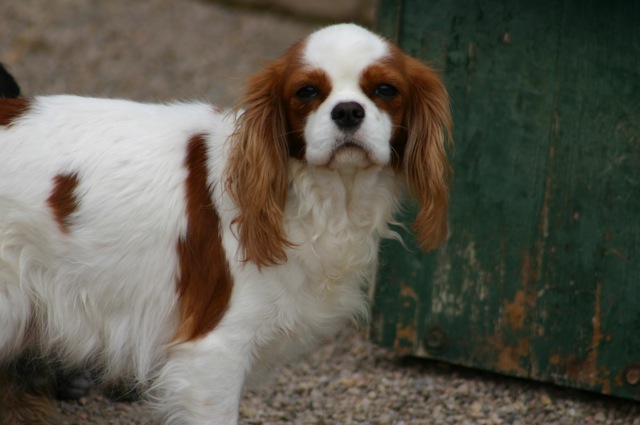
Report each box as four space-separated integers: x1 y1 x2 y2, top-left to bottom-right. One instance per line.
327 140 372 169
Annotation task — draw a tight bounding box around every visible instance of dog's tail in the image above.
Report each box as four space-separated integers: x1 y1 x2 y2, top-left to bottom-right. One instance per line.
0 64 21 98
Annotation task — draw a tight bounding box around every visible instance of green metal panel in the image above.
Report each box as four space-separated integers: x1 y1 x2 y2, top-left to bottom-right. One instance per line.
372 0 640 400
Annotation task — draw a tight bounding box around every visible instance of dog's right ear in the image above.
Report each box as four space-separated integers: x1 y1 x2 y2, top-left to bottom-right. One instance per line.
0 64 21 98
400 54 452 253
224 58 293 268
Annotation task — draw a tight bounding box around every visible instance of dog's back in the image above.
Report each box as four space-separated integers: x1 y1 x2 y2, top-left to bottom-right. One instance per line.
0 95 232 379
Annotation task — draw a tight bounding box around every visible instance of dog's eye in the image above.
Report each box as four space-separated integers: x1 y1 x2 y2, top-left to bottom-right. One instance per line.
295 86 320 100
374 84 399 100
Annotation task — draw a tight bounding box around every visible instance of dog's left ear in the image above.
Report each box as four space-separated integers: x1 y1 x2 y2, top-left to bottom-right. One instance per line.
225 59 293 267
402 56 453 253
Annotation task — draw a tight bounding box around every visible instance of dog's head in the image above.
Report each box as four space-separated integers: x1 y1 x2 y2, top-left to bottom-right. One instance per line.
226 24 452 266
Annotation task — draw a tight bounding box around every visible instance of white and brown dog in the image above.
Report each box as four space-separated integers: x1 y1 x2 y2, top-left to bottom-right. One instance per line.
0 24 451 424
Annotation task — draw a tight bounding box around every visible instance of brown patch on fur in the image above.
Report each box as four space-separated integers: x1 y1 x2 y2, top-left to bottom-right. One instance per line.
0 369 60 425
284 68 332 159
359 62 408 169
224 40 310 267
0 98 30 127
174 134 233 342
46 173 80 234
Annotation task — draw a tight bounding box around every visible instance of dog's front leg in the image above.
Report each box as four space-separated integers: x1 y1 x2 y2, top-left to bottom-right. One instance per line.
151 334 251 425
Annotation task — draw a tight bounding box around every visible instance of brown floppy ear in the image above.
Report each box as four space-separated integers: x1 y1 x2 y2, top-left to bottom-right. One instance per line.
402 56 453 252
225 59 292 267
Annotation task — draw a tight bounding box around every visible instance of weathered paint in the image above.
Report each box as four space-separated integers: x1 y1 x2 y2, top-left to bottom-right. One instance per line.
372 0 640 401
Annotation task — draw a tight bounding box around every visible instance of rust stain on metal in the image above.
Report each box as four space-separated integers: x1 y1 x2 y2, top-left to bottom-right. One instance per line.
540 110 558 244
584 282 612 393
492 250 540 378
484 333 531 377
586 282 604 371
394 321 417 354
488 250 540 378
520 111 558 287
514 252 539 318
610 249 628 261
400 284 418 301
496 338 530 376
539 146 553 243
554 352 613 394
549 283 614 393
503 290 533 331
392 282 419 354
520 251 537 284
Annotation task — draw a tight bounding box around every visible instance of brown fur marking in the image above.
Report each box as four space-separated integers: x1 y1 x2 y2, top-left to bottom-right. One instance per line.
224 40 307 267
0 98 30 127
46 173 80 234
175 134 233 342
399 50 453 253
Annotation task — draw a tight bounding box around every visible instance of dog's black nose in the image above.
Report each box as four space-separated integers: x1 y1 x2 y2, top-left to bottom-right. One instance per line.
331 102 365 130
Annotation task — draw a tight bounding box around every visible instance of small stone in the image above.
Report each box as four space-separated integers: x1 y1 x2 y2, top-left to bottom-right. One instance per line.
489 412 504 424
456 383 470 394
339 377 356 387
594 412 606 422
539 393 552 406
470 401 483 417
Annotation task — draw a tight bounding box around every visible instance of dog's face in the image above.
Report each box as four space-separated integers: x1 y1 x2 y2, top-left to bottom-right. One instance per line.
284 25 400 169
226 24 452 266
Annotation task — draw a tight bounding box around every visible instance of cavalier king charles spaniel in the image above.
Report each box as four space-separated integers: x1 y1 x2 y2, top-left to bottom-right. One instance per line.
0 24 451 424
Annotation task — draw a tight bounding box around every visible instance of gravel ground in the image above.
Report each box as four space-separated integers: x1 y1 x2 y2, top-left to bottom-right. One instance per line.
2 1 639 424
54 325 640 425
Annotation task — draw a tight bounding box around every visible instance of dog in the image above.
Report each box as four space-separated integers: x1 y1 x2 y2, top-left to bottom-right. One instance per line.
0 23 451 424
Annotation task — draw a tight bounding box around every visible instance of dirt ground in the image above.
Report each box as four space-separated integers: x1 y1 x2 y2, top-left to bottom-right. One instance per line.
1 0 316 104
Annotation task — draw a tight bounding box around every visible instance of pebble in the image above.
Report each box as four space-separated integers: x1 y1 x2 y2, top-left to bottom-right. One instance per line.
237 326 639 425
540 393 553 406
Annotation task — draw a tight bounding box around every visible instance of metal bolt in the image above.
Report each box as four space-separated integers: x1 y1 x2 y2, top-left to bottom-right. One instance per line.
424 325 448 353
625 365 640 386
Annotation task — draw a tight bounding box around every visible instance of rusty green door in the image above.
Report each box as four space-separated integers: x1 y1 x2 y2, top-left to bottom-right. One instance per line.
371 0 640 400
